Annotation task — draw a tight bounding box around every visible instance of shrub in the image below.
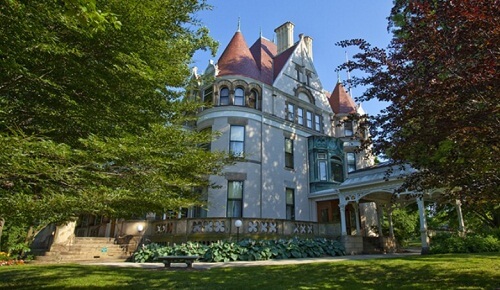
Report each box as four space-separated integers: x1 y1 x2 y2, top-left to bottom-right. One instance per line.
133 243 173 263
430 232 500 254
203 240 242 262
133 237 345 263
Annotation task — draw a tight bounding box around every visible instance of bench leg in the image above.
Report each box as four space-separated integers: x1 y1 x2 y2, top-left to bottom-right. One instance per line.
186 262 193 268
163 262 171 268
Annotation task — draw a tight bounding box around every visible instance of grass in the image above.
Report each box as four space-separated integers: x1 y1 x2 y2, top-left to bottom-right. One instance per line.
0 253 499 289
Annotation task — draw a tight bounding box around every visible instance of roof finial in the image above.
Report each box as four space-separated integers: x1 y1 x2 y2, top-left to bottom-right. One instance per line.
259 26 262 38
337 71 341 84
237 17 241 32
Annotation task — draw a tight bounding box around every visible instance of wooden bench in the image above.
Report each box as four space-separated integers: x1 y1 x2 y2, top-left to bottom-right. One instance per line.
156 256 199 268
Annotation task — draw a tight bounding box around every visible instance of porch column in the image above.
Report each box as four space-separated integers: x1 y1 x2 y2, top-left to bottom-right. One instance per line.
339 203 347 236
376 203 384 237
455 200 465 235
353 203 361 236
417 196 430 254
388 209 395 238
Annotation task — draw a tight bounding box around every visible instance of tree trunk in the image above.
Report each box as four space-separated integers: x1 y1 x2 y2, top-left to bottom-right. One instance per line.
0 218 4 251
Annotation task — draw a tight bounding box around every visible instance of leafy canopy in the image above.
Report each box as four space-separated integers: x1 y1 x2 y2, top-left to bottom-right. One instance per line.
337 0 499 209
0 0 228 228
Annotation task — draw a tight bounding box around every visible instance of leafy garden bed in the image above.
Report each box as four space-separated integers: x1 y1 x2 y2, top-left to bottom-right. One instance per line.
0 252 26 267
133 237 345 263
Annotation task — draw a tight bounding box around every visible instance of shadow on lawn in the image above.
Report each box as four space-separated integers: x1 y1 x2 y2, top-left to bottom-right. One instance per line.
0 254 499 289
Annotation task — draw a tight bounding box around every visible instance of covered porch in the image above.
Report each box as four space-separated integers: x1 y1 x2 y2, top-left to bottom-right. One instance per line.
311 164 465 254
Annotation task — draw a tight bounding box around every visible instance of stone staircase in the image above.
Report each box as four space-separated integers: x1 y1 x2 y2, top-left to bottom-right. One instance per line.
35 237 133 262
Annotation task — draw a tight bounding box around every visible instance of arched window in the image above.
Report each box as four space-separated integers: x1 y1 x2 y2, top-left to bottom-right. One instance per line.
249 89 258 109
219 87 229 106
330 156 343 182
234 87 244 106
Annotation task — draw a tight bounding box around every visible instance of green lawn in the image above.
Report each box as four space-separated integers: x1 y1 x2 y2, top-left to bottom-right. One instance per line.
0 253 498 289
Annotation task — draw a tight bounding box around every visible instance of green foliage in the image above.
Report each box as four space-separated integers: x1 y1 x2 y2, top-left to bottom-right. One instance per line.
0 222 31 257
238 239 273 261
133 238 345 263
430 233 500 254
133 243 174 263
386 208 420 247
0 0 228 238
172 241 207 257
337 0 500 208
203 240 242 262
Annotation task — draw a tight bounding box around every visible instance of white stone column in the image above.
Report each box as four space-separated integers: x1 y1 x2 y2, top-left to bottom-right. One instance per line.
353 203 361 236
455 200 465 235
417 196 430 254
339 203 347 236
376 204 384 237
388 209 395 238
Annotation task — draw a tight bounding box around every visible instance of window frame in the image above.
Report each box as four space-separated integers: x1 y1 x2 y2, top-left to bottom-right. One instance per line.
347 152 356 172
286 103 295 122
219 87 230 106
314 114 321 132
286 188 295 220
344 121 353 137
285 137 294 169
297 107 304 125
229 125 245 158
330 156 344 182
203 87 213 104
227 181 243 218
234 87 245 106
306 111 313 128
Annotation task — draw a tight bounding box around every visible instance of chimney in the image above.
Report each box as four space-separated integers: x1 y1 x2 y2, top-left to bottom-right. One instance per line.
303 35 313 61
274 22 294 54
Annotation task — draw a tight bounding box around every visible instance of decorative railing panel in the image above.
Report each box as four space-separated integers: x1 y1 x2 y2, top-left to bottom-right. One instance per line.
148 218 325 242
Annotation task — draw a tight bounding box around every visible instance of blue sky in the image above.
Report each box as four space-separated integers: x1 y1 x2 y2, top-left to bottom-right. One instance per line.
192 0 394 116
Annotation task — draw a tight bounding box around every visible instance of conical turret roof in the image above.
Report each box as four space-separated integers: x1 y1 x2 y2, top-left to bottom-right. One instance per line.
217 31 261 80
329 82 357 114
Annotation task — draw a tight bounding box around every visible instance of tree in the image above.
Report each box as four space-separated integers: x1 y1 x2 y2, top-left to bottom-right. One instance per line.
0 0 228 244
337 0 499 218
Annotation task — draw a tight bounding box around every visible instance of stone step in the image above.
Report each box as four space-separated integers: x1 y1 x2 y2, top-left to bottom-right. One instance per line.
34 236 134 262
35 254 130 262
73 237 117 244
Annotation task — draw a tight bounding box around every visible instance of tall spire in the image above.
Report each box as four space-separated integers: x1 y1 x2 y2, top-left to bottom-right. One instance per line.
237 17 241 32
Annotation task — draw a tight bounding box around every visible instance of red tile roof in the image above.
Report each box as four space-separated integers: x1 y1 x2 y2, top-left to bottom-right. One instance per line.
217 30 298 85
217 32 261 81
249 37 276 85
272 43 297 81
329 82 357 114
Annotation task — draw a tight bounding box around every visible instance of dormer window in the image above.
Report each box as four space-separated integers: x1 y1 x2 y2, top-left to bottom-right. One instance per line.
234 87 244 106
220 87 229 106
